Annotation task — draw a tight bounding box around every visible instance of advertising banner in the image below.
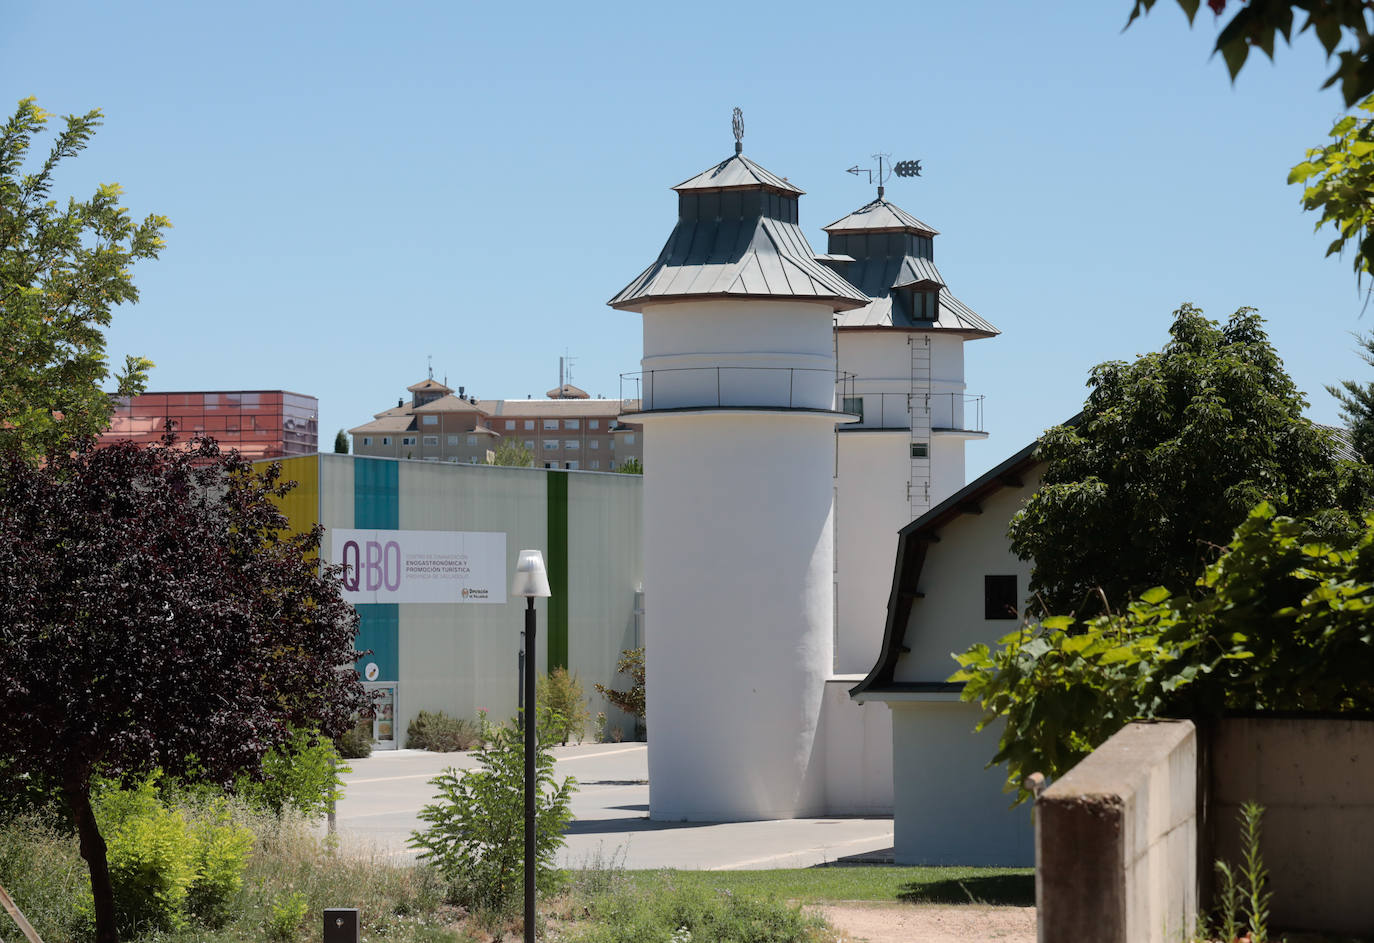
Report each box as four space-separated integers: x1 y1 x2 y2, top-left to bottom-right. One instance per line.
330 529 507 604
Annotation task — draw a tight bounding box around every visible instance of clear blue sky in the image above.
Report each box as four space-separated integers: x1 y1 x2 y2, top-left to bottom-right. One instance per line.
4 1 1367 478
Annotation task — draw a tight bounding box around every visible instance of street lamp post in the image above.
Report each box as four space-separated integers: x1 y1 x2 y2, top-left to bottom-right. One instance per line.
511 549 551 943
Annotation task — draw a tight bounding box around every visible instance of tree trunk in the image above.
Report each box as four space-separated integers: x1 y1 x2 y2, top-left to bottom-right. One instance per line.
63 775 118 943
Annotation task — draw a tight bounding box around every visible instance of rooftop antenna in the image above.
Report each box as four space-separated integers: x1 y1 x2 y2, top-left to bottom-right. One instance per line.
732 107 744 155
846 152 921 200
427 354 433 380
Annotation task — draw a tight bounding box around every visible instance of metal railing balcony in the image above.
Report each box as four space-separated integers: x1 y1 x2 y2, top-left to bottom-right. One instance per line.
838 391 985 433
620 368 857 412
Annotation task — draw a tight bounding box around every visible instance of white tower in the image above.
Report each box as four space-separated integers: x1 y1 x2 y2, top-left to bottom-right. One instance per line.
825 192 999 675
610 127 868 820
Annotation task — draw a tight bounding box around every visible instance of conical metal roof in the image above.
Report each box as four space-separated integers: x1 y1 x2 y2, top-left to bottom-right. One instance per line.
824 198 938 236
673 154 804 195
610 152 867 313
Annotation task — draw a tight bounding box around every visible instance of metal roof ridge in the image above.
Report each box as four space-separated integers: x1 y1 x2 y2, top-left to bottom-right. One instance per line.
671 153 805 195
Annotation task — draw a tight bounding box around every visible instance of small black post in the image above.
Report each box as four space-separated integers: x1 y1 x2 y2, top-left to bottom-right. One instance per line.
523 596 537 943
518 629 525 731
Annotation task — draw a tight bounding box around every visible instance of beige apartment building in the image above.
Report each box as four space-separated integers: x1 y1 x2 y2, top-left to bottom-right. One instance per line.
349 378 643 471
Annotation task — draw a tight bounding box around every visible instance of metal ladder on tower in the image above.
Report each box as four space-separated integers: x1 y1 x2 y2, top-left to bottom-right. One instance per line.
908 334 932 521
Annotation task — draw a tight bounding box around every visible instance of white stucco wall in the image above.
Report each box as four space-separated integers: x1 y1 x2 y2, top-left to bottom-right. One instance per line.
893 464 1042 684
891 701 1034 865
819 678 893 814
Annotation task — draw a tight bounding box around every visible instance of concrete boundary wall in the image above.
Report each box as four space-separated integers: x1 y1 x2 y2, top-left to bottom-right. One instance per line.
1209 716 1374 935
1036 720 1197 943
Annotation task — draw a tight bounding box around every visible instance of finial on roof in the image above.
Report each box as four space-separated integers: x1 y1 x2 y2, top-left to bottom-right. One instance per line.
732 107 743 155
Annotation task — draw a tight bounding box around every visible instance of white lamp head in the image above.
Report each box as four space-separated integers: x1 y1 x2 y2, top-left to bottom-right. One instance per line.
511 549 551 598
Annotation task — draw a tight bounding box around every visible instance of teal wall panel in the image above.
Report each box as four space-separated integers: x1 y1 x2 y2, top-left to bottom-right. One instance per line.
355 604 399 682
354 458 399 680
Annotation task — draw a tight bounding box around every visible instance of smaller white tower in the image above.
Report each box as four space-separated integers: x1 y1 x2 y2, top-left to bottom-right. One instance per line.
824 193 999 675
609 121 868 821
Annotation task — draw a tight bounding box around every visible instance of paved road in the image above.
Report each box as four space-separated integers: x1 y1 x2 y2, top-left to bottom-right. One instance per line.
331 743 894 870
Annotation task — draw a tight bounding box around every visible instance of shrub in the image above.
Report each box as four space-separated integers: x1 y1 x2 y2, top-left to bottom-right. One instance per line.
595 648 645 721
233 727 348 819
337 718 374 759
185 798 255 926
539 667 591 745
407 710 481 752
265 888 309 942
409 717 576 913
575 878 830 943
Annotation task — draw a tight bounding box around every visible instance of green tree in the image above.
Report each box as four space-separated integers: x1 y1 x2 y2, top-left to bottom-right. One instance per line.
488 437 533 467
1126 1 1374 105
1290 95 1374 285
616 457 643 474
1 98 168 461
333 429 348 453
1327 331 1374 462
1009 304 1355 617
955 502 1374 801
594 647 645 720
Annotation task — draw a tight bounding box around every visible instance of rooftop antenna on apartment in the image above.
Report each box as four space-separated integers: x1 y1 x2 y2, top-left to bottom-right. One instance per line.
846 152 922 200
427 354 433 381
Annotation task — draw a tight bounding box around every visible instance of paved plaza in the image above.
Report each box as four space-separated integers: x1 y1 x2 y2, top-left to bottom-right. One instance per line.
331 743 895 870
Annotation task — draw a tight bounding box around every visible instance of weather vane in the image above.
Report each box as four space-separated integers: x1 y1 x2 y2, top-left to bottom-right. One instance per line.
847 152 921 199
732 107 744 155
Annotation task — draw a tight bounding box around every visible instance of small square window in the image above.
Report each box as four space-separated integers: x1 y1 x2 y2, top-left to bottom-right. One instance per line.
590 440 599 449
525 420 535 431
505 420 516 430
543 419 559 430
911 442 929 458
447 434 460 446
566 460 579 470
842 396 864 422
382 436 392 446
362 436 372 446
422 415 438 426
985 575 1018 620
565 440 579 450
624 433 635 445
589 419 600 430
565 419 580 430
467 434 478 446
523 440 534 450
422 435 438 446
543 440 558 451
591 460 600 469
402 436 416 446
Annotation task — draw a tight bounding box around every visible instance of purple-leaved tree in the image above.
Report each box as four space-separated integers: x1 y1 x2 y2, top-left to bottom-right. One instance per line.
0 437 370 943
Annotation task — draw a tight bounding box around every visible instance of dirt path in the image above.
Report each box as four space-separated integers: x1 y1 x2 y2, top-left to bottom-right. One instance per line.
815 902 1036 943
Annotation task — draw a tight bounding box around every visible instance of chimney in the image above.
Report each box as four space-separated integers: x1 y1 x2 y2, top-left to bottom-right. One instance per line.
459 386 465 398
398 398 404 408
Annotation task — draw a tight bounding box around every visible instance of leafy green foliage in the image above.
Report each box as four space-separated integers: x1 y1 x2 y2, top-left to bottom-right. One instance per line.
409 717 576 914
489 437 534 467
594 648 645 720
264 889 308 942
539 667 591 745
1010 304 1356 617
956 502 1374 801
232 728 348 819
87 777 253 936
334 429 349 453
1125 1 1374 106
406 710 481 752
1237 801 1272 943
0 98 169 462
615 457 643 474
1290 96 1374 286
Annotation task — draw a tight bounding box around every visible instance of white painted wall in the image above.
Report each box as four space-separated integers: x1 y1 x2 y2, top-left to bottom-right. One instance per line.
893 465 1042 684
891 701 1034 865
819 678 893 814
643 409 837 821
834 431 909 674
